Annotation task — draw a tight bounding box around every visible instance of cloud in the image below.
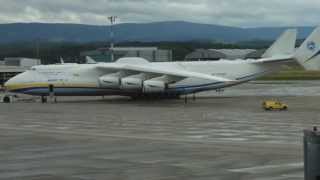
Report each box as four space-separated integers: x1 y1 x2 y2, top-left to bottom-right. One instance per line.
0 0 319 27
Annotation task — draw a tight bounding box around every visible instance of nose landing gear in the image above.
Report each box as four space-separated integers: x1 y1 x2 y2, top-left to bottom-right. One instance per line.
41 84 56 103
2 96 11 103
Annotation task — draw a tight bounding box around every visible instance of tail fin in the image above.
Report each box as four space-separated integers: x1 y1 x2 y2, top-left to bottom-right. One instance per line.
262 29 297 58
294 27 320 70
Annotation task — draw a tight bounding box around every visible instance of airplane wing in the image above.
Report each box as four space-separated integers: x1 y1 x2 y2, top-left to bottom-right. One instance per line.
253 55 294 64
96 63 234 82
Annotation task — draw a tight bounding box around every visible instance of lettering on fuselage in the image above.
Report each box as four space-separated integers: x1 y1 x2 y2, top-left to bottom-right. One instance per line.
40 71 67 83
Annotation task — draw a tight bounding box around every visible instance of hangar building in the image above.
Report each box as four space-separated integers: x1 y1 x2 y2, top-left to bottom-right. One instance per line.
245 49 267 59
185 49 266 61
185 49 227 61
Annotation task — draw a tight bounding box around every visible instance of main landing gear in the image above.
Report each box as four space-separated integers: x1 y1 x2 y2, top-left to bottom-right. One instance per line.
41 95 57 103
41 96 47 103
41 84 57 103
184 93 197 104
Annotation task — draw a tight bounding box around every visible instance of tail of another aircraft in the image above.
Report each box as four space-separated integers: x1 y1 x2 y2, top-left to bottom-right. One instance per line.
294 27 320 70
262 29 297 58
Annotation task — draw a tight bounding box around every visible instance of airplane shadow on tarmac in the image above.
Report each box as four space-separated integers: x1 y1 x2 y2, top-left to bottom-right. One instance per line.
49 95 241 108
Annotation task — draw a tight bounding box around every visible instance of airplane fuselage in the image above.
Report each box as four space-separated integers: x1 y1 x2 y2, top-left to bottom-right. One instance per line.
4 60 281 97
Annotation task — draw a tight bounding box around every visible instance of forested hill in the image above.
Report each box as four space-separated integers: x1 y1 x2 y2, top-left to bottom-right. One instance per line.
0 21 314 44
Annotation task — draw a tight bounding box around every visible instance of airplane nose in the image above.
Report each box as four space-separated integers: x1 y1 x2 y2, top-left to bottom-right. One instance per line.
4 71 34 92
3 81 9 91
4 75 19 92
4 71 47 93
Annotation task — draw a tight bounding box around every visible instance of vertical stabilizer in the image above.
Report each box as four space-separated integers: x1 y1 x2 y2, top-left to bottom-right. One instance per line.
262 29 297 58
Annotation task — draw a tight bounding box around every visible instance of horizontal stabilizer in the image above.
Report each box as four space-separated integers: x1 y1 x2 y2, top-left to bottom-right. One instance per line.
262 29 297 58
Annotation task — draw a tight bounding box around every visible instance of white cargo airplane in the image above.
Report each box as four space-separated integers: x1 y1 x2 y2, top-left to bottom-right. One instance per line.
4 27 320 102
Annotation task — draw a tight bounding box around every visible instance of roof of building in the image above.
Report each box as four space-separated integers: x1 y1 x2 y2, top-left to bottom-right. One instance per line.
4 57 41 62
97 47 159 52
0 65 28 73
185 49 227 60
210 49 256 59
245 49 266 59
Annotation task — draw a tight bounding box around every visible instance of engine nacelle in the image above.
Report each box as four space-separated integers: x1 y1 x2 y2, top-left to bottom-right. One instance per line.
121 77 143 90
143 80 167 93
99 75 121 89
121 73 152 90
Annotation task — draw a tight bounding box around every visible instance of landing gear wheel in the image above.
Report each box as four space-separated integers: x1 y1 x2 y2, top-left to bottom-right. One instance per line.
41 96 47 103
3 96 10 103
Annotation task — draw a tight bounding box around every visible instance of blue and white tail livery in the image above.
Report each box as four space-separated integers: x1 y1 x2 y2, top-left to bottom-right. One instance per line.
295 27 320 70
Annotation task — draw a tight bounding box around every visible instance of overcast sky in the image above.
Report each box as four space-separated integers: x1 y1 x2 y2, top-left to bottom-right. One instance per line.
0 0 319 27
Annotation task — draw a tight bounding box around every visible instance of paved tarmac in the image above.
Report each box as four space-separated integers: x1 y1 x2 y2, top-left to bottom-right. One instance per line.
1 81 319 180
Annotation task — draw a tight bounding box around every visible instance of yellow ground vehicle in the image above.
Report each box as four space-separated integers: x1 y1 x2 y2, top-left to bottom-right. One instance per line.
262 100 288 111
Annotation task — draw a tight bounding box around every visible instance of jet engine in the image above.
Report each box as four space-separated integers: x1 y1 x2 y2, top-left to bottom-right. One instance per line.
99 75 120 89
143 76 174 93
121 73 152 90
143 80 167 93
99 72 127 89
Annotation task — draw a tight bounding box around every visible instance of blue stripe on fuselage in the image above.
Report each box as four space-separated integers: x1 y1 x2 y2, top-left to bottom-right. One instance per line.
13 87 120 96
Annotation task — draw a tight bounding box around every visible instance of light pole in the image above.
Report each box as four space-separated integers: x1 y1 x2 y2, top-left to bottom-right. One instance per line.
108 16 117 62
36 39 40 60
